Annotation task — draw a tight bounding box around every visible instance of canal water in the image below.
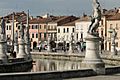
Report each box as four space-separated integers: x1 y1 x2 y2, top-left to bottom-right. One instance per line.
32 59 112 72
32 59 82 72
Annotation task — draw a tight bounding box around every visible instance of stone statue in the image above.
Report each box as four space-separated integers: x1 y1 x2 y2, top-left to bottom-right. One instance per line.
87 0 101 35
25 27 29 42
0 17 5 34
14 30 18 43
111 29 117 44
19 22 25 39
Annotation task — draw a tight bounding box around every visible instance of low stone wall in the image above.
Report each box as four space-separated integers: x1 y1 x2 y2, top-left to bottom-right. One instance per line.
0 69 97 80
106 66 120 74
0 59 33 73
101 55 120 66
31 52 84 61
1 66 120 80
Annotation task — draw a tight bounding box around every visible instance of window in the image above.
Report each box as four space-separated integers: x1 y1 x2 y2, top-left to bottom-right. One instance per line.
44 33 46 39
72 28 74 32
7 26 8 30
101 30 103 36
39 33 41 39
67 28 69 33
36 25 38 29
32 33 34 38
76 33 78 40
81 33 83 39
44 25 46 29
39 25 41 29
58 28 60 33
9 26 11 30
32 25 34 29
36 33 38 38
63 28 65 33
48 25 50 29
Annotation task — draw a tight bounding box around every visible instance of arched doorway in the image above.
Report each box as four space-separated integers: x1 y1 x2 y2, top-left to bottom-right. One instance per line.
33 41 37 49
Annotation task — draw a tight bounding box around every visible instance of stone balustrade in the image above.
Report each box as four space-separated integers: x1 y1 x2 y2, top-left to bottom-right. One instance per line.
31 52 120 66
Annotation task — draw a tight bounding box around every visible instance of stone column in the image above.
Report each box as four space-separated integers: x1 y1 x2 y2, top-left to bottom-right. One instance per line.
69 42 73 53
0 40 8 63
82 34 105 74
25 10 31 59
69 33 74 54
111 42 117 55
17 23 28 60
111 29 117 55
47 35 51 52
14 31 18 53
0 18 8 63
14 43 18 53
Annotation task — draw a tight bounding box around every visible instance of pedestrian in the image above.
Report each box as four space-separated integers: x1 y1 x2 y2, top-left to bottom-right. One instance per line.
38 44 42 52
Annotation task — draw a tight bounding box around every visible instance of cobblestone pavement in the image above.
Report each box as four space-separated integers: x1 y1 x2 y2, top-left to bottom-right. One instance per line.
64 74 120 80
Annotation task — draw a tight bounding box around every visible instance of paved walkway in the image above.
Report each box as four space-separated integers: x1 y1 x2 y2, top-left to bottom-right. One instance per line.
64 74 120 80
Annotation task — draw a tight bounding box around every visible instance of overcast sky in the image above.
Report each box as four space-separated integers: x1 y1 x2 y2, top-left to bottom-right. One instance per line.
0 0 120 17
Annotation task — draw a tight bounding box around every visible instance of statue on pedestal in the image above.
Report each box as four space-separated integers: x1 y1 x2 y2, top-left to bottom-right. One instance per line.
111 29 117 44
19 22 25 39
87 0 101 36
14 30 18 43
0 17 5 34
0 17 8 63
111 29 117 55
83 0 105 75
69 33 74 53
0 18 6 41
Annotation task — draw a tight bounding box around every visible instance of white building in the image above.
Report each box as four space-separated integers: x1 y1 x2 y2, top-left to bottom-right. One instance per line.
75 16 91 42
57 21 76 47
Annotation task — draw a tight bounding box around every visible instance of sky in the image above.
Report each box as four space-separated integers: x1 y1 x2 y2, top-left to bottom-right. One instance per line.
0 0 120 17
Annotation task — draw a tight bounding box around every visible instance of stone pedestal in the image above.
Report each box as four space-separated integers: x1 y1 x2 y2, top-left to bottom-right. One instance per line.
0 41 8 63
82 34 105 75
17 39 28 60
14 43 18 53
47 45 51 52
25 43 31 59
69 43 74 54
111 43 117 55
47 36 51 52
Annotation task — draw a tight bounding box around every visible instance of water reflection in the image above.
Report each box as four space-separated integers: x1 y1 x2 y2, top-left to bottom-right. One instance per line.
32 59 82 72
